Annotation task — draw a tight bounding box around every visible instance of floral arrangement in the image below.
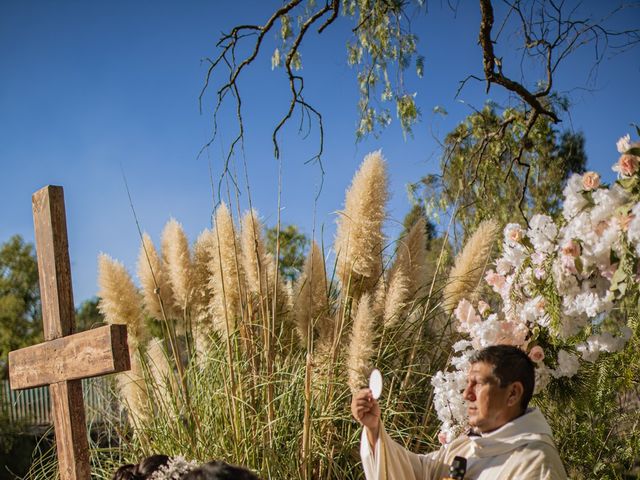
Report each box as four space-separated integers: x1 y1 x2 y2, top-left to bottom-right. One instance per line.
432 130 640 442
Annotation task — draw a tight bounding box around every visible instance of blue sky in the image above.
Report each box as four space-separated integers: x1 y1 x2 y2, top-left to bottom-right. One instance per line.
1 1 639 305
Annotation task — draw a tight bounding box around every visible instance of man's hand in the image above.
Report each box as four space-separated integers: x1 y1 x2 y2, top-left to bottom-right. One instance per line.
351 388 381 447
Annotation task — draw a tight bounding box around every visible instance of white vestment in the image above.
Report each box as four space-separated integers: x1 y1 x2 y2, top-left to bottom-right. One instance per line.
360 408 567 479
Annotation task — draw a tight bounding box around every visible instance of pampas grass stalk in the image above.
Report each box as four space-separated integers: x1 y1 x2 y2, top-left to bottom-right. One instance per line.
294 241 329 347
161 218 194 321
192 229 215 358
209 203 243 337
137 233 175 321
334 151 388 300
346 294 377 393
98 253 145 348
383 267 411 329
117 348 149 426
240 209 267 297
145 337 177 403
383 217 429 329
442 219 500 314
209 202 243 442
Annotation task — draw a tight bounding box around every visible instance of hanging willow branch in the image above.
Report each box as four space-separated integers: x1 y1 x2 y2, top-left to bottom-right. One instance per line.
199 0 639 215
199 0 339 172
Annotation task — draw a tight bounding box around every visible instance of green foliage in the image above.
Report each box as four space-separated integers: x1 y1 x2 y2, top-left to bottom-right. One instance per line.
76 297 104 332
536 313 640 479
345 0 421 139
265 224 309 283
409 106 587 239
0 235 41 377
272 0 424 139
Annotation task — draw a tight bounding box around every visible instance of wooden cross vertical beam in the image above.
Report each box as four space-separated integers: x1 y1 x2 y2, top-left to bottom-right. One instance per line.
33 186 90 480
8 186 131 480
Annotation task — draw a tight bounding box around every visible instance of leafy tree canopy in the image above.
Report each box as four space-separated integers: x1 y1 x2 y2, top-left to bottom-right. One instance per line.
76 297 104 332
409 106 587 239
266 224 309 283
0 235 41 377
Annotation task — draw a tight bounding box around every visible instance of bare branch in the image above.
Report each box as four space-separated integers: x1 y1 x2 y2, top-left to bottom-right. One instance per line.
478 0 559 122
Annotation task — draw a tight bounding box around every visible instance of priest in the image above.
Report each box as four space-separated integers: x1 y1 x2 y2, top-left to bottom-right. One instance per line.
351 345 568 479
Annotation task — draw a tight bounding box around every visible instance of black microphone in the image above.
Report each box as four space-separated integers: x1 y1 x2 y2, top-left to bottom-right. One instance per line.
447 456 467 480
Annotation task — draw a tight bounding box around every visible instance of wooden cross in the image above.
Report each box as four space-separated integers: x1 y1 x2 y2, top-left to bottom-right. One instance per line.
8 186 131 480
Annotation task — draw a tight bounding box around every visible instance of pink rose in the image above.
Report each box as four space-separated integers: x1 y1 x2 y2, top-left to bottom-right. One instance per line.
529 345 545 363
614 154 640 177
582 171 600 191
485 270 506 291
454 299 480 331
438 431 448 445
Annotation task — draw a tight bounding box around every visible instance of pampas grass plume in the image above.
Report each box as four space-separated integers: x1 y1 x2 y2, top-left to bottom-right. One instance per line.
294 241 328 346
192 229 215 357
98 253 145 349
137 233 173 321
347 294 376 394
240 209 267 296
209 203 243 335
382 217 429 327
442 219 500 314
161 218 193 313
335 151 388 297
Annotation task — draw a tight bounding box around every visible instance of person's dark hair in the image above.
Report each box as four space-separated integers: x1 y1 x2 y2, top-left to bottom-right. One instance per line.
183 461 260 480
470 344 535 411
112 455 170 480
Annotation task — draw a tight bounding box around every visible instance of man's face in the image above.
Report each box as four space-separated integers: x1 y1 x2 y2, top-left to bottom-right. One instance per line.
463 361 514 433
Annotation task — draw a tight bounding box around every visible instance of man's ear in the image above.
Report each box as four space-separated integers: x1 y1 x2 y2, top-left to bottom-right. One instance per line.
507 382 524 407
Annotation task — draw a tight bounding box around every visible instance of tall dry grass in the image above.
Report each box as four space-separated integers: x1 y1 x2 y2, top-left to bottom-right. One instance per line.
58 152 500 480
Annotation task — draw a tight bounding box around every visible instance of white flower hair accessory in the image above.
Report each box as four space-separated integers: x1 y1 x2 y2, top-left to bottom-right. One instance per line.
150 456 199 480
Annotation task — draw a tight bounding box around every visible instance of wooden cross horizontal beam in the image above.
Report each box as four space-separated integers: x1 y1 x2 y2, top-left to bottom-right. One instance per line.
9 323 129 390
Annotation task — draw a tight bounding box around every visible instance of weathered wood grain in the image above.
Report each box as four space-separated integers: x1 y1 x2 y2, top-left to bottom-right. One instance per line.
6 185 131 480
9 324 130 390
50 381 91 480
32 186 75 340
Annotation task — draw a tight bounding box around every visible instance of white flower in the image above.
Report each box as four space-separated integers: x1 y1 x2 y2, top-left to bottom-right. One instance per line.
150 456 198 480
521 296 548 326
528 214 558 253
617 134 631 153
591 187 626 226
504 223 525 245
562 174 589 220
431 367 468 442
453 339 473 352
576 328 631 363
552 350 580 378
495 258 513 275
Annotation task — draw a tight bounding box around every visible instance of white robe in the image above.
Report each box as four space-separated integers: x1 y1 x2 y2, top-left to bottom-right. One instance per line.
360 408 567 479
